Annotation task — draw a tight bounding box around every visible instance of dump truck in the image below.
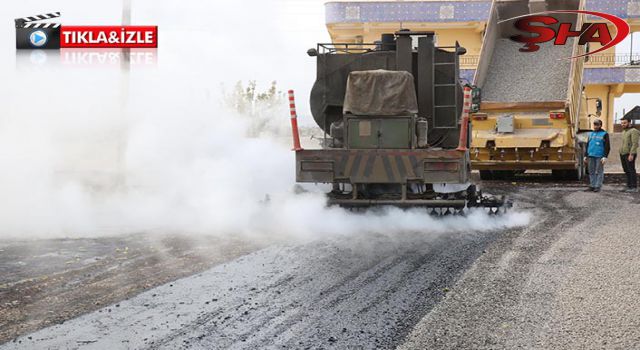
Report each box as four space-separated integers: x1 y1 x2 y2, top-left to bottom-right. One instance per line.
292 31 510 213
470 0 596 180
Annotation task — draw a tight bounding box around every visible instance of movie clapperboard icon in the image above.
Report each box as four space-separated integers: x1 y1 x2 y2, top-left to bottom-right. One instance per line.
15 12 61 49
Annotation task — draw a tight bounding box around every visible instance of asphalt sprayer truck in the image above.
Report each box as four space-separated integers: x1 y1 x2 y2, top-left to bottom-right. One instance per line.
470 0 596 180
291 31 510 214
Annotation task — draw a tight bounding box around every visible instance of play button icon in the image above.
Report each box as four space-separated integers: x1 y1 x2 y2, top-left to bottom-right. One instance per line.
29 30 48 47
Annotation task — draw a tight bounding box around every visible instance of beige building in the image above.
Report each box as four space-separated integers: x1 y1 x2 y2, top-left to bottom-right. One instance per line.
324 0 640 131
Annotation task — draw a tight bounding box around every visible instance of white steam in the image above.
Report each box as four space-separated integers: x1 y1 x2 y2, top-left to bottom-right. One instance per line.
0 1 529 239
0 70 529 239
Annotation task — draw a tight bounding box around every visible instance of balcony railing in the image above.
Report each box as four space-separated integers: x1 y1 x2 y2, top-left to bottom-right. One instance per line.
459 53 640 68
584 53 640 66
314 46 640 68
460 55 480 67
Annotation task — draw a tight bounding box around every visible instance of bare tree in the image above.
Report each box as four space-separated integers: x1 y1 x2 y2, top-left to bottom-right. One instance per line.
223 81 287 137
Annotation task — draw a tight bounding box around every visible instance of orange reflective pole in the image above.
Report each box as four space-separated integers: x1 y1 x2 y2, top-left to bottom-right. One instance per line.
288 90 303 152
457 86 472 152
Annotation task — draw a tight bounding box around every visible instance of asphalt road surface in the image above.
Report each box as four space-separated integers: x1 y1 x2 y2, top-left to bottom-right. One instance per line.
2 179 639 349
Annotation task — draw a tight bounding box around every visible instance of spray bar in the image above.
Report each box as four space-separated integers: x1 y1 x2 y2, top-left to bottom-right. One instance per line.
457 86 472 152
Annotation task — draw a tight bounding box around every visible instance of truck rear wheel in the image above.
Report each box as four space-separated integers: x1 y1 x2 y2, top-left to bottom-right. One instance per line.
480 170 516 180
479 170 494 180
562 169 582 181
552 170 565 180
564 145 586 181
552 145 586 181
552 170 577 180
564 163 586 181
492 170 515 180
553 167 585 181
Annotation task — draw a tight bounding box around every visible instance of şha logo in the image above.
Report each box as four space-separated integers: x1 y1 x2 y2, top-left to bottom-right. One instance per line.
508 10 629 59
15 12 158 49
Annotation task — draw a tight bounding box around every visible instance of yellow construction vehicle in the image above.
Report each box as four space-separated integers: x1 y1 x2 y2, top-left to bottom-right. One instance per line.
470 0 600 180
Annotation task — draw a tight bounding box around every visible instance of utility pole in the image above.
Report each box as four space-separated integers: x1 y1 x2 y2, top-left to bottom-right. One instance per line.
122 0 131 71
116 0 131 190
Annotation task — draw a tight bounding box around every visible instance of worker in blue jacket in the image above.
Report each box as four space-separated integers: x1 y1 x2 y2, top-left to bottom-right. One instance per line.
584 119 611 192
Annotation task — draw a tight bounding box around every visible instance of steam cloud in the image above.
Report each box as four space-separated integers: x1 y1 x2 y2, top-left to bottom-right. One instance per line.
0 70 529 240
0 5 529 240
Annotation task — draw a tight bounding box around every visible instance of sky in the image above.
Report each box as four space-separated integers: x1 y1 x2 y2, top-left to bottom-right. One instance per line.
0 0 332 236
1 0 330 119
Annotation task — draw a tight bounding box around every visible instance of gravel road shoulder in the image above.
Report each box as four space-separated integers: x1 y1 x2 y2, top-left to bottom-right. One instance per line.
400 184 640 349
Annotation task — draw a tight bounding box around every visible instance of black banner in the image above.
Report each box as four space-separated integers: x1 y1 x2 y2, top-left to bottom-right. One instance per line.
16 27 60 49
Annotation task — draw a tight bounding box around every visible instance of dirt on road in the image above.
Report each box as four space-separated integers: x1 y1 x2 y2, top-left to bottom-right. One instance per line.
2 177 639 349
0 235 264 345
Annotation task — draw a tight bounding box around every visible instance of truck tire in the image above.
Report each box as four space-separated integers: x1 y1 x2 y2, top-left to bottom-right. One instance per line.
553 165 585 181
565 145 586 181
553 146 586 181
563 169 581 181
492 170 515 180
479 170 494 180
552 170 565 180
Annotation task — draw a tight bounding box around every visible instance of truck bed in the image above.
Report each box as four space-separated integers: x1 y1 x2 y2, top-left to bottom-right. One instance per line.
481 39 575 103
474 0 583 106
